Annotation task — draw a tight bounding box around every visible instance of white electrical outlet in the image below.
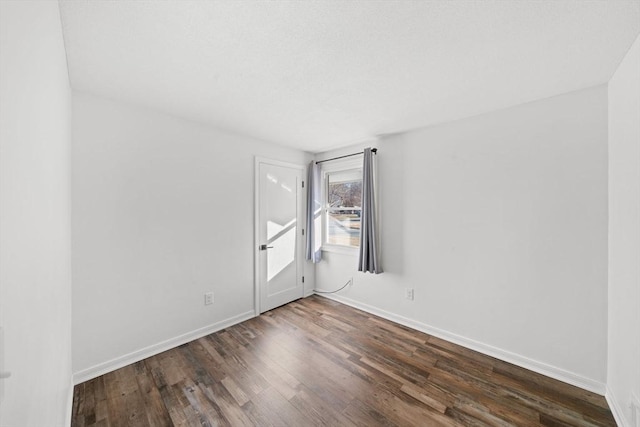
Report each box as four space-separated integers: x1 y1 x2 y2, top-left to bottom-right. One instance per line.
204 292 214 305
405 288 414 300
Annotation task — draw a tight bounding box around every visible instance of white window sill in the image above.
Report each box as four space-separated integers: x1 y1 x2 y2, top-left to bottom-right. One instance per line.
322 245 359 256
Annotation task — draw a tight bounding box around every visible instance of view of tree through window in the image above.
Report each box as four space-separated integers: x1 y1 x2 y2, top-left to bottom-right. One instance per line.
327 170 362 247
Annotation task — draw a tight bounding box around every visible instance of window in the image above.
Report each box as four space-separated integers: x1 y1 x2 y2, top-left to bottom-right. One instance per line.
324 168 362 248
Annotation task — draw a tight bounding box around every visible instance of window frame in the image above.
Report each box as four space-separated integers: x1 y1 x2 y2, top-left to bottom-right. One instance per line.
320 157 363 255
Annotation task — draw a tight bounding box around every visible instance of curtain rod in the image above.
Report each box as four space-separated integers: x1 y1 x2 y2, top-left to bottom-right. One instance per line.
315 148 377 164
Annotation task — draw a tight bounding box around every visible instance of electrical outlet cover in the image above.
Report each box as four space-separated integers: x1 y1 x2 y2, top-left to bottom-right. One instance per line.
204 292 214 305
406 288 414 300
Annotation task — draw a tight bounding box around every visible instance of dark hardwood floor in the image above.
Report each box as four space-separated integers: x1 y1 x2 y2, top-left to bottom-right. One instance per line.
72 295 616 426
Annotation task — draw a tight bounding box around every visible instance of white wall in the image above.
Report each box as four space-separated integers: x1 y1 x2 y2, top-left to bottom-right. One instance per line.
72 92 313 378
608 33 640 427
0 1 73 425
316 85 609 391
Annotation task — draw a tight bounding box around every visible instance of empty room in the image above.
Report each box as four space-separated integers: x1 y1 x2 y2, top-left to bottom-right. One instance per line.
1 0 639 426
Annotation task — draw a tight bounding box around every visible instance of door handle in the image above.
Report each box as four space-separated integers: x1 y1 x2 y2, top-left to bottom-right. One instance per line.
260 244 274 251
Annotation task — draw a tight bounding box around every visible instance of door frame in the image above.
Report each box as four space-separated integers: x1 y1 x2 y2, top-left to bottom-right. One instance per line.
254 157 306 316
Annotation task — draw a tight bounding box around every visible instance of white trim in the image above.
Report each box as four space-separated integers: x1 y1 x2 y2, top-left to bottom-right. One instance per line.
319 157 362 173
254 157 261 316
72 311 255 385
322 245 359 256
317 293 606 395
633 393 640 427
606 385 630 427
255 157 305 171
65 375 74 426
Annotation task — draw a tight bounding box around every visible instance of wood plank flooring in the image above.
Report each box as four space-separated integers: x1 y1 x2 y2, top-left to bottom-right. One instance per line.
71 295 616 426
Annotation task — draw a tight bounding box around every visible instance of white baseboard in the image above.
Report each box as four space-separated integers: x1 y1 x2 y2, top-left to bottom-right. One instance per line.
73 311 255 385
65 375 74 426
605 385 630 427
317 293 606 396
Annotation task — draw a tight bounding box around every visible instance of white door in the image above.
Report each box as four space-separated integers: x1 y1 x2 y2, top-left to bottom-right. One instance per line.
256 160 304 313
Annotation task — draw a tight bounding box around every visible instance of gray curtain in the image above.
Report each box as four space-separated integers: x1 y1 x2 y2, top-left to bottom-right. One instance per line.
305 160 322 263
358 147 382 273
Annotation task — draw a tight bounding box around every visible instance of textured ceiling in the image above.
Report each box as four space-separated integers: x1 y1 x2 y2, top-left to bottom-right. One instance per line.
59 0 640 152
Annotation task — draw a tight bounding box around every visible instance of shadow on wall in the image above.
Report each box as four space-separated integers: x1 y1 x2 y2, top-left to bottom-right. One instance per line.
378 135 406 275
